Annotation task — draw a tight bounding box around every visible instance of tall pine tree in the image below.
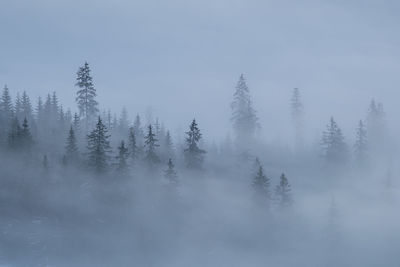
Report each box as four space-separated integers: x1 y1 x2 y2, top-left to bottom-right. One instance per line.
76 62 98 128
86 117 111 173
144 125 160 167
184 119 206 170
321 117 348 164
231 74 258 145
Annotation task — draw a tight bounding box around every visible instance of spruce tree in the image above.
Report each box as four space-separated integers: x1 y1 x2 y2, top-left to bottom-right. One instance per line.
164 158 178 186
184 119 206 170
8 117 21 150
128 127 138 162
144 125 160 167
366 99 385 152
274 173 293 208
321 117 348 164
231 74 258 144
118 107 129 134
21 91 33 121
20 117 33 151
65 126 79 164
116 140 129 173
0 85 13 142
75 62 98 126
354 120 368 165
86 117 111 173
291 88 304 151
252 160 271 203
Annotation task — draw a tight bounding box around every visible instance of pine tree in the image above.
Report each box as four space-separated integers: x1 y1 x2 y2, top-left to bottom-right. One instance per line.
86 117 111 173
354 120 368 165
14 92 22 121
144 125 160 167
65 126 79 164
76 62 98 126
184 119 206 170
20 117 33 151
116 140 129 173
8 117 21 150
163 130 174 160
128 127 138 161
133 114 144 156
0 85 13 142
321 117 348 164
21 91 33 121
164 158 178 186
252 160 271 202
118 107 129 134
291 88 304 151
366 99 385 152
231 74 258 144
274 173 293 208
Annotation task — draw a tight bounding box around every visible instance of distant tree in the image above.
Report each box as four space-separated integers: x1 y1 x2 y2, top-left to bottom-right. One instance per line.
118 107 129 134
64 126 79 164
144 125 160 167
76 62 98 127
274 173 293 208
20 117 33 151
163 130 174 160
164 158 178 186
21 91 33 122
366 99 385 152
354 120 368 165
321 117 348 164
133 114 144 155
14 92 22 121
231 74 258 144
86 117 111 173
252 159 271 203
0 85 13 142
116 140 129 173
7 117 21 150
184 119 206 170
128 127 138 162
291 88 304 151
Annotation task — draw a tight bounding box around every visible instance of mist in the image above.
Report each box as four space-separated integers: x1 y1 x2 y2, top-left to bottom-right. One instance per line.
1 0 400 266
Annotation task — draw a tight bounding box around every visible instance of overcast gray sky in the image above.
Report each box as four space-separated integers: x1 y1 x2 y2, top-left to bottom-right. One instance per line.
1 0 400 142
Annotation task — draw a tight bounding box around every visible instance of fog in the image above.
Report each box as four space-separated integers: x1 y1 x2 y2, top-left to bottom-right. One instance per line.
1 0 400 266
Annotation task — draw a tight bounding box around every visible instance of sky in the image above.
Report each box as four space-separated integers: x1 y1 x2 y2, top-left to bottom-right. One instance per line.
1 0 400 142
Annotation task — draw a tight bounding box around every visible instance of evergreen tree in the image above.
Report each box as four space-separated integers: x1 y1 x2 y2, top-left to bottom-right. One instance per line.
7 117 21 150
86 117 111 173
14 92 22 121
163 130 174 160
116 140 129 173
184 119 206 170
118 107 129 134
291 88 304 151
65 126 79 164
75 62 98 126
321 117 348 164
21 91 33 121
164 158 178 186
20 117 33 149
128 127 138 162
252 160 271 203
0 85 13 142
144 125 160 167
366 99 385 152
230 74 258 144
354 120 368 165
274 173 293 208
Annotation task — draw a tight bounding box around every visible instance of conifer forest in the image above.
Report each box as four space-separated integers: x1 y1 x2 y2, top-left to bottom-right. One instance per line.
1 1 400 266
